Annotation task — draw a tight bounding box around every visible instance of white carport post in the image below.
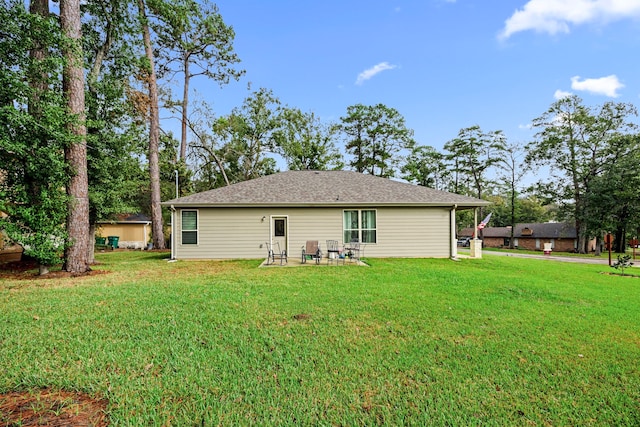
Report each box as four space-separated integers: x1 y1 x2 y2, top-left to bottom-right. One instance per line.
450 204 457 259
470 207 483 258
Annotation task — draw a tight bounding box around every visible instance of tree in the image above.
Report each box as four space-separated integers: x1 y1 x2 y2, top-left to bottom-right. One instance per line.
151 0 244 161
527 95 638 253
137 0 165 249
82 0 146 263
274 108 343 171
401 145 450 190
61 0 91 273
0 1 69 274
340 104 415 177
496 143 528 248
444 125 506 200
189 125 230 190
209 88 281 183
583 137 640 253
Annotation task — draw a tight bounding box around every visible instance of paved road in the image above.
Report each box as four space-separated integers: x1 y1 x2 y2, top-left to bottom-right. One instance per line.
459 249 639 266
484 251 610 265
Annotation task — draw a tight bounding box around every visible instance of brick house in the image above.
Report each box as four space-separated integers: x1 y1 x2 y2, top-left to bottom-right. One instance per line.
460 222 579 252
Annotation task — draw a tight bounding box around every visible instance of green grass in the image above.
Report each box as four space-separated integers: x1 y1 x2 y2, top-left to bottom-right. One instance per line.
1 252 639 425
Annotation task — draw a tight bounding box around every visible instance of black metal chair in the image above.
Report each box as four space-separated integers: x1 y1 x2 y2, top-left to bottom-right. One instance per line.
326 240 343 265
266 241 287 265
344 238 361 263
302 240 322 264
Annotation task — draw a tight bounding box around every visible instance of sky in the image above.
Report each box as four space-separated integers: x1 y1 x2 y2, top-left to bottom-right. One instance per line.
176 0 640 162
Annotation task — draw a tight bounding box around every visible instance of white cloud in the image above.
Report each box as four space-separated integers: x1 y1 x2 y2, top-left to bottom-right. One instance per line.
554 89 573 100
499 0 640 40
570 75 624 97
355 62 397 85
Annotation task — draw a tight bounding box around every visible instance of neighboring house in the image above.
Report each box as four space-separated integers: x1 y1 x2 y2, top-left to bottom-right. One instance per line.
0 212 23 263
461 222 579 252
97 214 152 249
162 170 489 260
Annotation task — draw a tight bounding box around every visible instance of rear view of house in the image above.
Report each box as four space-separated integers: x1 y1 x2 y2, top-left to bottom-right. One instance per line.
162 170 489 261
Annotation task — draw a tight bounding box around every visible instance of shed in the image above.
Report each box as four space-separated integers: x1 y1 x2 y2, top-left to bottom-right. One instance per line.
97 214 151 249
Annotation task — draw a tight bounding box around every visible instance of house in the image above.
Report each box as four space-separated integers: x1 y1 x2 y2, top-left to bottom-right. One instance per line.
461 222 579 252
97 214 152 249
0 212 23 263
161 170 489 260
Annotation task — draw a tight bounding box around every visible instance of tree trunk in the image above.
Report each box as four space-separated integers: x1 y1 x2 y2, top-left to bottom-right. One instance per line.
614 225 626 254
29 0 50 274
180 56 189 160
87 223 96 265
61 0 90 273
138 0 165 249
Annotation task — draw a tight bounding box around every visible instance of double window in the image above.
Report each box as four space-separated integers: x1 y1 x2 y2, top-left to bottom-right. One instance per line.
181 210 198 245
343 210 376 244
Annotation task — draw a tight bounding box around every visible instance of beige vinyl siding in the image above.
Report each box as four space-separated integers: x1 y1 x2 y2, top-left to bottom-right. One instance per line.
369 207 450 258
97 223 150 249
175 206 451 259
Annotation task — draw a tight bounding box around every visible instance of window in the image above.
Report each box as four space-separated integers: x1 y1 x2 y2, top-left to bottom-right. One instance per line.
343 210 376 244
274 219 285 237
181 210 198 245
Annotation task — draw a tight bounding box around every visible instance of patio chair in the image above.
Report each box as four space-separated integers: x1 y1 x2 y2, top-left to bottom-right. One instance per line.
326 239 344 265
266 241 287 265
301 240 322 264
344 238 361 263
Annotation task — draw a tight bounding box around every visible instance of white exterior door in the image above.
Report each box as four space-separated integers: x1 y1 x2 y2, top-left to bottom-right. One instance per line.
271 216 288 255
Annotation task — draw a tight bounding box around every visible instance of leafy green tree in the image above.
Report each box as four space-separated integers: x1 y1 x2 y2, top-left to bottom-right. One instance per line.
82 0 146 263
583 139 640 253
496 143 528 247
486 195 555 227
444 125 506 200
208 88 281 183
401 145 450 190
274 108 343 171
340 104 415 178
527 95 638 253
151 0 244 161
0 1 69 273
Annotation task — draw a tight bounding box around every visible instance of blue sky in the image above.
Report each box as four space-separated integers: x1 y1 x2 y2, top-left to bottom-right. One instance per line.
182 0 640 156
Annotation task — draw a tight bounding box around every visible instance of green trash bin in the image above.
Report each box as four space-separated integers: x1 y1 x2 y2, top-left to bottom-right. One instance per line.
95 236 106 245
107 236 120 249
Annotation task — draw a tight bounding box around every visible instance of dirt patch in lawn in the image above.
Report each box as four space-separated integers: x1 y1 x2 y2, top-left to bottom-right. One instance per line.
0 259 109 281
0 388 109 426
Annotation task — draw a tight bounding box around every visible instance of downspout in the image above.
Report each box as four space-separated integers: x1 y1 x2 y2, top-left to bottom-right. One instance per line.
450 204 458 260
170 205 176 260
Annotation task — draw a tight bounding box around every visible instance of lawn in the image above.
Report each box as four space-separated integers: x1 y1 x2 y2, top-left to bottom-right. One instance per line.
1 252 639 425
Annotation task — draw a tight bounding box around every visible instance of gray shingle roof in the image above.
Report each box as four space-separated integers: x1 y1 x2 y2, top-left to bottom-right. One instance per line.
512 222 577 239
162 170 489 208
460 222 577 239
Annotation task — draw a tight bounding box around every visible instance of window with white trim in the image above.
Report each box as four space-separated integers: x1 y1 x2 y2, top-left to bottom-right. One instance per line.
181 210 198 245
343 210 377 244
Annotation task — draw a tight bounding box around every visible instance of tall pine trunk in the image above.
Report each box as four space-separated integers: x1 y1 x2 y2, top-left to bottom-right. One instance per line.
138 0 165 249
28 0 49 274
61 0 90 273
180 56 189 160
